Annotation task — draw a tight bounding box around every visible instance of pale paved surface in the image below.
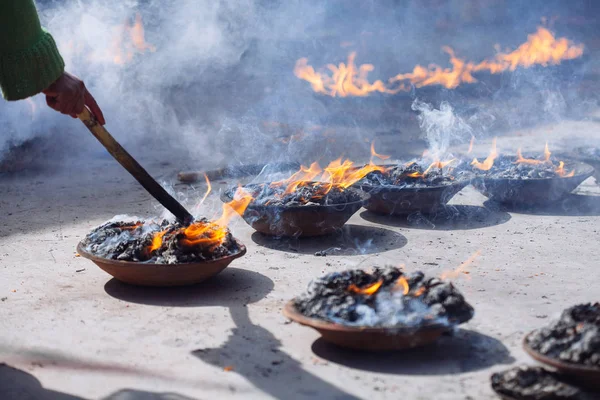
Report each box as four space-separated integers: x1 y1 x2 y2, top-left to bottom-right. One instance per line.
1 119 600 400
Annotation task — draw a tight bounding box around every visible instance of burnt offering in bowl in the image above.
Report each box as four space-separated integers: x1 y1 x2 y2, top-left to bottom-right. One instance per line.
220 182 369 237
78 219 246 286
491 366 596 400
470 156 594 206
523 303 600 391
354 162 471 216
284 266 474 350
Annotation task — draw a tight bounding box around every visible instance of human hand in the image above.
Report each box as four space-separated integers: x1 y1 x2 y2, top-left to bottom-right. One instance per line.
42 71 105 125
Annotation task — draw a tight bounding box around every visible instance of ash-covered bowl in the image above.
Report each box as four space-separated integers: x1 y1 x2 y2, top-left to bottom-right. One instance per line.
284 266 474 350
522 303 600 390
220 182 369 237
78 219 247 287
353 163 471 216
469 157 594 205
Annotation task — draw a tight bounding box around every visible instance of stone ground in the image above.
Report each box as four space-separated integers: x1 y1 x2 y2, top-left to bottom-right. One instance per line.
1 117 599 400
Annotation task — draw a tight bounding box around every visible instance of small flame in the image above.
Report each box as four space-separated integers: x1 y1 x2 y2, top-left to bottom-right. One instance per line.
370 141 390 161
467 136 475 154
149 230 166 253
414 287 426 297
200 173 212 205
440 250 482 280
110 13 156 65
395 276 410 295
348 280 383 295
295 27 584 97
555 161 575 178
471 138 498 171
515 142 551 165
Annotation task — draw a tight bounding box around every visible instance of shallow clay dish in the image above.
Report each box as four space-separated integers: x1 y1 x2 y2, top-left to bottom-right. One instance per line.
76 239 246 287
357 181 469 216
523 331 600 391
283 300 449 351
220 183 369 237
472 160 594 205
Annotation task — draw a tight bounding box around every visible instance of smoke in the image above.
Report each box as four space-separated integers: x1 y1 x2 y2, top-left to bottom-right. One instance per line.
412 99 473 158
0 0 597 169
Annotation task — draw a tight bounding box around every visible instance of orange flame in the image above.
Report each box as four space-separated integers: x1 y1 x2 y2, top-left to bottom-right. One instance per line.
471 138 498 171
371 141 390 161
295 27 584 97
515 143 551 165
148 188 253 254
270 157 385 202
414 287 426 297
467 136 475 154
348 280 383 295
395 276 410 295
200 173 212 205
111 14 156 65
406 158 456 178
555 161 575 178
440 250 482 280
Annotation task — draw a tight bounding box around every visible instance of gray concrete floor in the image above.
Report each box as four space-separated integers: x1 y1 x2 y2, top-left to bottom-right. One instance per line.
1 118 599 400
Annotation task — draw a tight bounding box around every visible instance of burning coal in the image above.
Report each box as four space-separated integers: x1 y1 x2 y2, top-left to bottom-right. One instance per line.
525 303 600 367
293 266 474 328
295 26 584 97
82 191 252 263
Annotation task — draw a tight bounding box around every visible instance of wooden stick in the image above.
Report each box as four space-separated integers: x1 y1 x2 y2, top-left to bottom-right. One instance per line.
77 107 193 224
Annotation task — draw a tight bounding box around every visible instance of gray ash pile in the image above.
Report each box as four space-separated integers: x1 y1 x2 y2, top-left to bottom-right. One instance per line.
491 366 594 400
526 303 600 367
293 266 474 328
82 217 240 264
358 160 470 188
238 182 362 207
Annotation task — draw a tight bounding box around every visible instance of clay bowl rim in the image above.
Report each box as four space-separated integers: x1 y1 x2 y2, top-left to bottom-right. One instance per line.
522 330 600 376
220 182 370 211
469 157 594 183
76 237 247 268
283 300 456 335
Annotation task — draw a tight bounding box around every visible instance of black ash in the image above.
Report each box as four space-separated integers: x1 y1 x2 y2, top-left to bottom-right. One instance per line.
526 303 600 367
358 161 470 188
294 266 473 328
238 182 362 207
82 217 240 264
491 366 592 400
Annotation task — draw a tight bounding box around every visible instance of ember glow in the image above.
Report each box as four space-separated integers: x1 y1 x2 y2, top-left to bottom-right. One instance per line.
295 27 584 97
148 188 253 253
395 276 410 295
348 280 383 295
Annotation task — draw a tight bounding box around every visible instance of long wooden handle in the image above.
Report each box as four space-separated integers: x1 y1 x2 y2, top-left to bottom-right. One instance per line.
77 107 193 224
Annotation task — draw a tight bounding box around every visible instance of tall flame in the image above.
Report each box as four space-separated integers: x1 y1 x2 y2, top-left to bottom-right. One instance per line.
295 27 584 97
109 14 156 65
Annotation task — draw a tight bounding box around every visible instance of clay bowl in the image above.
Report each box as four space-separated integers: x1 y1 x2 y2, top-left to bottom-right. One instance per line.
471 159 594 206
283 300 455 351
356 180 469 216
220 183 369 237
76 239 246 287
523 331 600 391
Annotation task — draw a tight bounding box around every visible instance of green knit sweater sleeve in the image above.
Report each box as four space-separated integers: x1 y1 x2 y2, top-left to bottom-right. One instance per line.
0 0 65 100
